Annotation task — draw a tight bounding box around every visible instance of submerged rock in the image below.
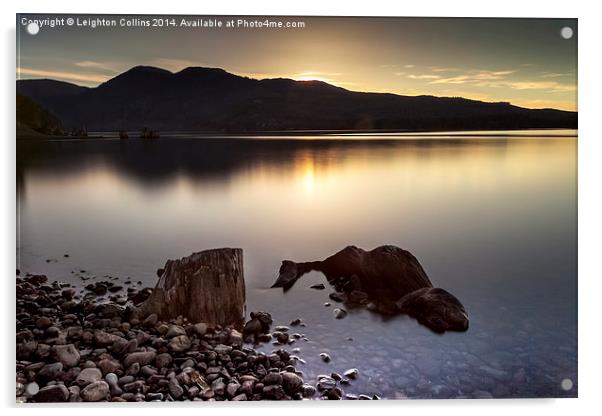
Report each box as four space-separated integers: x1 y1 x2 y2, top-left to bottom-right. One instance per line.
396 287 469 333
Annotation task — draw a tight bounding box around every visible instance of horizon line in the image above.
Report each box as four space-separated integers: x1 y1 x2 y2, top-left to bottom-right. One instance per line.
16 64 577 113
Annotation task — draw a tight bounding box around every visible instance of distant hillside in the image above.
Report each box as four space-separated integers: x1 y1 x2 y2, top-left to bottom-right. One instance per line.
16 93 64 136
16 66 577 132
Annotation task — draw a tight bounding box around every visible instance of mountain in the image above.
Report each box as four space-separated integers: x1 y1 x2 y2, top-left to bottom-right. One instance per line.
16 93 64 136
16 66 577 132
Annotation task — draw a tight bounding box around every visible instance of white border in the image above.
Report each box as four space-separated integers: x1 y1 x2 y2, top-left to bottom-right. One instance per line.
3 1 601 415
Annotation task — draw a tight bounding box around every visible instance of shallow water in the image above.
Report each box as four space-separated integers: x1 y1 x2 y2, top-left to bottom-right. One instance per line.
16 131 578 399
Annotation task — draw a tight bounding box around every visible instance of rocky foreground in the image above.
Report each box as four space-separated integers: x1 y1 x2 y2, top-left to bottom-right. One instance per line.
16 272 370 402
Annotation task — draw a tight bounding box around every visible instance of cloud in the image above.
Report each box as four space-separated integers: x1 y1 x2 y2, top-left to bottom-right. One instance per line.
407 74 441 80
73 61 121 73
419 68 575 94
429 66 460 73
430 70 515 85
17 67 110 85
504 81 576 92
539 71 574 79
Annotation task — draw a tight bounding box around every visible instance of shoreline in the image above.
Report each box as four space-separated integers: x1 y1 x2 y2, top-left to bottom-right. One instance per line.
15 272 370 402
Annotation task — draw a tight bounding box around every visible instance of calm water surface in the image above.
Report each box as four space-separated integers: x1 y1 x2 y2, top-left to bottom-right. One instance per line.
17 131 578 399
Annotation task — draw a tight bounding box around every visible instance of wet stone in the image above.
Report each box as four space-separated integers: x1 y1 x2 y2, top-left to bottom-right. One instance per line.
320 353 331 363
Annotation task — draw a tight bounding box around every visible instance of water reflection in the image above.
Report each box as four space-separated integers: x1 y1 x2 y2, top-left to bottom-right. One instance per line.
17 134 577 398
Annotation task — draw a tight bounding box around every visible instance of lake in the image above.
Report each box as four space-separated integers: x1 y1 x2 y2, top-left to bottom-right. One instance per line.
16 130 578 399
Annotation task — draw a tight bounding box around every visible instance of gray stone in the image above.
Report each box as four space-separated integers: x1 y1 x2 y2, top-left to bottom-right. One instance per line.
168 378 184 399
263 373 282 385
281 372 303 394
155 353 173 369
226 381 240 397
37 362 63 381
52 344 80 368
214 344 232 355
81 381 110 402
333 308 348 319
168 335 191 352
166 325 186 338
142 313 158 327
76 367 102 387
343 368 359 379
301 384 316 398
123 351 156 368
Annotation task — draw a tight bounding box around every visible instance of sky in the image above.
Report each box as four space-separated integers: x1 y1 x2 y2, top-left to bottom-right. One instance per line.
17 15 577 111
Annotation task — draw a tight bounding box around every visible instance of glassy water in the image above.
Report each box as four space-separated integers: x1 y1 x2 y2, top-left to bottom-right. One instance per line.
16 131 578 399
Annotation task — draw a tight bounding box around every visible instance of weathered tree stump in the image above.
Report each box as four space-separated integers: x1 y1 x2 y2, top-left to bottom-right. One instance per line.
138 248 245 327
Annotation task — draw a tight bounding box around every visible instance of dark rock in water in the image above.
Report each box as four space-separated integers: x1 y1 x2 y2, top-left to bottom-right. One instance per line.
329 292 345 302
272 331 289 344
396 287 469 333
319 353 331 363
243 311 273 340
271 245 468 332
333 308 347 319
343 368 359 379
35 384 69 402
317 375 336 391
327 387 343 400
272 245 432 296
301 384 316 398
61 288 76 300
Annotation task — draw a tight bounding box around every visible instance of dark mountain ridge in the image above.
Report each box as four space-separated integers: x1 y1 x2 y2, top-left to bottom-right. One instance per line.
16 66 577 132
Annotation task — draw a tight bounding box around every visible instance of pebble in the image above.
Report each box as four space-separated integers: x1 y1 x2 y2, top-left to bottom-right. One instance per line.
81 381 109 402
35 384 69 402
76 368 102 387
320 353 331 363
168 335 191 352
333 308 348 319
343 368 359 379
